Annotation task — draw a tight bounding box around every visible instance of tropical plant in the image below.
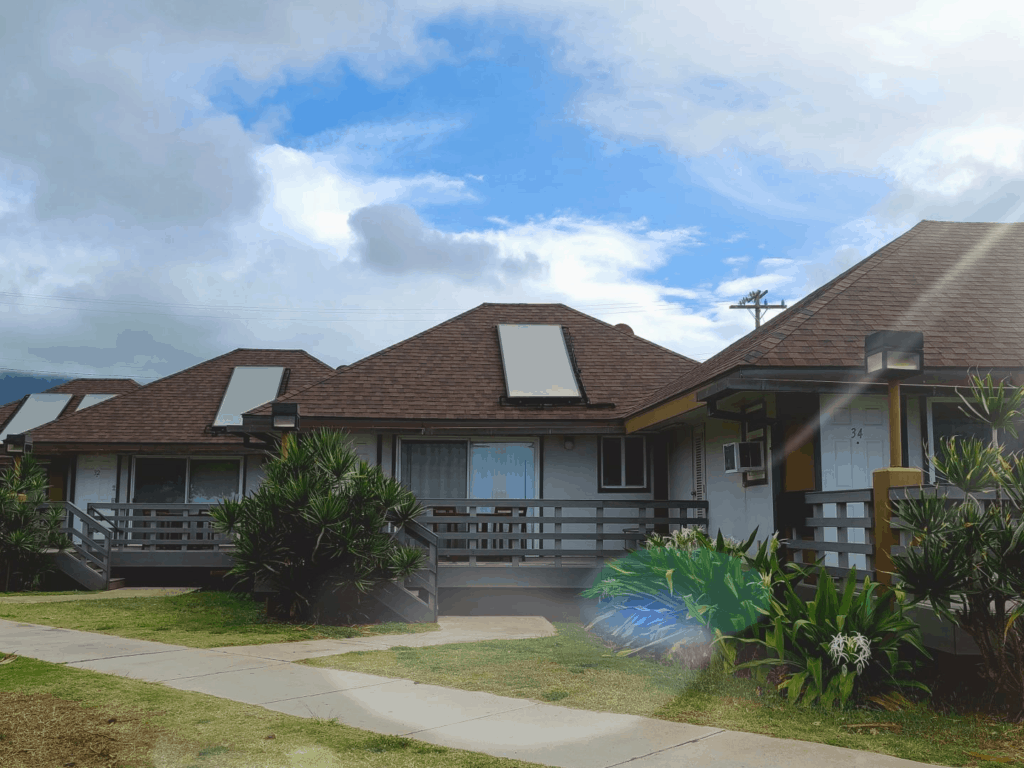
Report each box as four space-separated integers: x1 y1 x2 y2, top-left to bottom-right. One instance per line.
0 454 70 592
732 567 929 709
581 528 774 659
893 371 1024 720
210 429 426 622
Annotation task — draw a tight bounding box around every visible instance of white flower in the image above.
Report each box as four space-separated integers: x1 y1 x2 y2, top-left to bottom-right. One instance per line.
828 632 872 675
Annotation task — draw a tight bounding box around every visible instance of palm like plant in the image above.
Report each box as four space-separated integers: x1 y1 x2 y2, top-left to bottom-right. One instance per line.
893 372 1024 720
210 429 426 621
0 455 70 592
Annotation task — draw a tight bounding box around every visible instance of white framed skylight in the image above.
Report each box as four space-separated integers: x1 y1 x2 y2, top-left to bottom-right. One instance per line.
0 393 73 441
496 324 582 400
76 394 117 411
213 366 286 427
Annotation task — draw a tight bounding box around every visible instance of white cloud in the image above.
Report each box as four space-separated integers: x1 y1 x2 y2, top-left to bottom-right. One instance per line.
723 256 748 265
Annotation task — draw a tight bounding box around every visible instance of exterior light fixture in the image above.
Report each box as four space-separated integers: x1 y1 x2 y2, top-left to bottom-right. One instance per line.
271 402 300 431
865 331 924 468
564 437 575 450
865 331 924 379
5 433 32 454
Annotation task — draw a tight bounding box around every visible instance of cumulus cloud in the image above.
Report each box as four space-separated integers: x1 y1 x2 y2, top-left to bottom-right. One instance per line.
5 0 1024 382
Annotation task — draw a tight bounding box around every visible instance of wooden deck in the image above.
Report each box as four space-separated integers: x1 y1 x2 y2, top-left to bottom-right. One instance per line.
50 498 709 620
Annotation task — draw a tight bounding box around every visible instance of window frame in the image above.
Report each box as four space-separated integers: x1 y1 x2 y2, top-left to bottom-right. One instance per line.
130 455 243 505
598 435 649 492
394 436 538 501
925 396 1024 484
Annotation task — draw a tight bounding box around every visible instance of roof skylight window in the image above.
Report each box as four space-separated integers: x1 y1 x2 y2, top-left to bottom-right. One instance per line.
75 394 116 411
213 366 286 426
0 393 73 440
496 324 584 401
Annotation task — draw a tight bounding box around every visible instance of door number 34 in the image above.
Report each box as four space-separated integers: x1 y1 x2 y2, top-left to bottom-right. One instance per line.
850 428 863 438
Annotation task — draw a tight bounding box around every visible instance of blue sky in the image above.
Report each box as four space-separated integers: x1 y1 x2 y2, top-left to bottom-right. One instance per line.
1 2 1021 381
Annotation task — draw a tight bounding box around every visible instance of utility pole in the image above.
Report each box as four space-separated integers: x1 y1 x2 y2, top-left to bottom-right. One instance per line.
729 289 786 329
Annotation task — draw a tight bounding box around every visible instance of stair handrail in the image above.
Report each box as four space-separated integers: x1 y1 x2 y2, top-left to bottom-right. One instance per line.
55 501 112 589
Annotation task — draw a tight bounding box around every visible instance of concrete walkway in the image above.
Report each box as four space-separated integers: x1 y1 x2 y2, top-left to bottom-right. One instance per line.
0 587 197 604
218 615 557 661
0 618 950 768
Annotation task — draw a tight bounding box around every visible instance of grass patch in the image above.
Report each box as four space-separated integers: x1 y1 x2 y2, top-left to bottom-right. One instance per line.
0 591 439 648
302 622 1024 767
0 655 541 768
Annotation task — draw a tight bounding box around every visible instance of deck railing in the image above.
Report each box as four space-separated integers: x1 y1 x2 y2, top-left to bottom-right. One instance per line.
413 498 709 566
85 503 233 552
791 490 876 580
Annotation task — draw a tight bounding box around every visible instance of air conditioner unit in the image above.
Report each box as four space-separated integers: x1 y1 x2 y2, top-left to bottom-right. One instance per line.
723 442 764 473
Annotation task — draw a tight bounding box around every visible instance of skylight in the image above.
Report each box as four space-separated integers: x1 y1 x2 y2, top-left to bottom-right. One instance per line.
76 394 116 411
213 366 286 426
0 393 73 441
496 324 583 400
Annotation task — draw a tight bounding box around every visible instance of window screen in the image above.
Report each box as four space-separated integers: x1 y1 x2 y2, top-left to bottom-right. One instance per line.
400 441 468 499
132 458 187 503
601 438 622 487
624 437 646 486
188 459 240 503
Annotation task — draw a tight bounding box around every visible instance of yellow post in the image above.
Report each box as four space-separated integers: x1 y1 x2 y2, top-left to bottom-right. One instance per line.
281 432 291 459
872 467 922 585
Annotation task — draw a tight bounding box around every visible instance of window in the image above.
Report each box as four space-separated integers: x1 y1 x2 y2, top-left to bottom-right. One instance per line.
600 436 647 489
400 441 468 499
132 457 241 503
929 399 1024 481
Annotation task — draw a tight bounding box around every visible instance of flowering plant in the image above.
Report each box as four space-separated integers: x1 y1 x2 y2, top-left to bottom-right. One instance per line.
828 632 872 676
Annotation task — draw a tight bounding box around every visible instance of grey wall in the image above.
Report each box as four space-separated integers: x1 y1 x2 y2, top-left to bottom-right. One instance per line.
703 417 775 543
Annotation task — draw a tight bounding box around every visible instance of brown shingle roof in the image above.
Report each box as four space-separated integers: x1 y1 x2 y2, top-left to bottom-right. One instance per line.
29 349 335 446
249 304 697 423
630 220 1024 416
0 378 141 434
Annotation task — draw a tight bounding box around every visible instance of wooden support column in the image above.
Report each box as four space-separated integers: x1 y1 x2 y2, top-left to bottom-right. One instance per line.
872 466 922 585
888 380 902 467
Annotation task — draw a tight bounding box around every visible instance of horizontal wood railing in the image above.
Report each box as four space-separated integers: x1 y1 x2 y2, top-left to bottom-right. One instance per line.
414 499 709 567
87 503 234 552
56 501 113 589
792 489 876 580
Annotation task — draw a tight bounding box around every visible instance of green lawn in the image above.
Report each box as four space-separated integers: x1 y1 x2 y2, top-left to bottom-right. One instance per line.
0 591 439 648
0 655 541 768
302 622 1024 768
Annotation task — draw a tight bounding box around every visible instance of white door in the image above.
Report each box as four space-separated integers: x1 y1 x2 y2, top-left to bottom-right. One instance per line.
819 395 888 569
74 454 118 536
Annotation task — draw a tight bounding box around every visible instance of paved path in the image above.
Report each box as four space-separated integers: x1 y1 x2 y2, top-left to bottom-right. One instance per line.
218 615 556 660
0 618 950 768
0 587 197 604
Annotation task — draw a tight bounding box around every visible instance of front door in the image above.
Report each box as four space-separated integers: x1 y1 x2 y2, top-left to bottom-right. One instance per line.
819 394 889 491
819 395 888 569
74 454 118 536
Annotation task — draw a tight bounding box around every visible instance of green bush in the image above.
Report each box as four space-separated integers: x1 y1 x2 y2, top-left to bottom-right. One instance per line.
581 528 774 659
210 429 426 622
732 567 929 709
893 371 1024 720
0 455 70 592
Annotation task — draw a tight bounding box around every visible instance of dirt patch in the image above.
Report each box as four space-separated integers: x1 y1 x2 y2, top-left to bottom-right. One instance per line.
0 691 169 768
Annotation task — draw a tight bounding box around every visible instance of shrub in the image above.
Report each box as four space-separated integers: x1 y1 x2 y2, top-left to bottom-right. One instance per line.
893 371 1024 720
581 528 773 660
0 454 70 592
732 566 929 709
210 429 426 622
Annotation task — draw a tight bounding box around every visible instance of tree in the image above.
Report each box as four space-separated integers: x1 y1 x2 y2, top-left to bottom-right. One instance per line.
0 454 70 592
209 429 427 622
893 371 1024 720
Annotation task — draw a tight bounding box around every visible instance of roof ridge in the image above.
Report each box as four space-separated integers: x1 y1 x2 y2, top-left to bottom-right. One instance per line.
556 303 699 365
28 348 332 438
626 221 926 417
269 304 493 404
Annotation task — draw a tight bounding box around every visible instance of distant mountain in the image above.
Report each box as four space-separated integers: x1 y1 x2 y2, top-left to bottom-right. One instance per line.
0 372 72 407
